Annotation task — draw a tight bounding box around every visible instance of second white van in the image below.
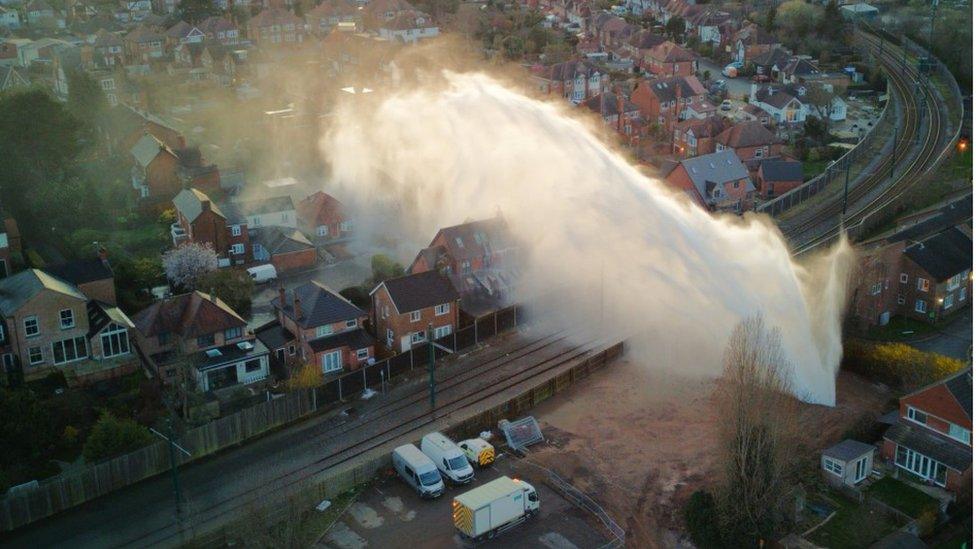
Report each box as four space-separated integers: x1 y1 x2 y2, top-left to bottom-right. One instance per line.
246 264 278 284
392 444 444 498
421 432 474 485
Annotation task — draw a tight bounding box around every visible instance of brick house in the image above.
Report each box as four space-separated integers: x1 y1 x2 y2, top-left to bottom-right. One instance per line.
630 75 707 130
131 133 181 202
850 225 972 328
644 41 697 77
172 188 252 266
247 8 305 46
531 59 608 104
733 23 779 65
198 16 242 45
756 159 803 198
583 90 642 137
370 270 460 353
409 217 519 319
305 0 361 35
297 191 350 242
714 120 784 171
251 227 316 273
663 149 755 213
0 207 21 278
750 84 806 125
123 25 165 63
0 269 137 386
882 368 972 495
270 282 374 375
672 116 727 158
230 195 297 230
47 252 117 305
132 291 269 391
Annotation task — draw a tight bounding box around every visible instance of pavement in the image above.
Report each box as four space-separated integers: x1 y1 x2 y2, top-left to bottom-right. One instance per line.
908 307 972 361
318 455 610 548
696 58 752 99
2 329 604 548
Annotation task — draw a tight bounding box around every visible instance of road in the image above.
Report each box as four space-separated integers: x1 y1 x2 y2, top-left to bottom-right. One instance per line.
2 329 611 547
696 58 752 99
909 308 972 361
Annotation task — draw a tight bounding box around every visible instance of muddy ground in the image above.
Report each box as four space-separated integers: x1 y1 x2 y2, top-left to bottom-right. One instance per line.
527 358 893 547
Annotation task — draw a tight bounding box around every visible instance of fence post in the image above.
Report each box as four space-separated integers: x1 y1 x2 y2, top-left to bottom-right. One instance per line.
494 311 498 335
474 317 478 344
362 367 367 389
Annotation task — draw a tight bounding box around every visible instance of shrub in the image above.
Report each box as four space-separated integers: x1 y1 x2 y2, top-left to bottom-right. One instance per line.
842 340 966 390
340 286 370 309
684 490 723 548
82 412 153 463
288 363 324 390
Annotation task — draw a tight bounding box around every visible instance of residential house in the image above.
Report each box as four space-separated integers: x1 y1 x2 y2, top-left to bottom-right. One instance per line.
623 30 666 70
0 206 21 277
123 25 165 62
361 0 414 29
630 75 707 130
0 65 28 92
47 252 117 305
248 8 305 46
693 9 732 48
121 0 152 21
756 159 803 198
0 6 20 29
409 217 519 319
714 120 784 170
231 195 296 230
91 29 124 68
306 0 361 35
297 190 350 242
584 90 642 137
781 57 819 85
644 41 697 77
741 103 773 126
378 10 438 44
26 0 63 28
270 282 375 375
251 227 316 273
663 149 755 213
733 22 779 65
750 84 806 125
0 269 137 386
850 225 971 328
171 188 252 266
882 368 972 495
751 47 792 80
165 20 204 48
531 59 608 104
370 270 460 353
672 116 727 158
821 440 875 489
131 135 219 204
118 107 185 152
132 291 269 391
199 16 241 45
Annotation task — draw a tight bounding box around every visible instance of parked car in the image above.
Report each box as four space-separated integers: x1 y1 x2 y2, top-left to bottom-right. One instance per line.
421 432 474 484
753 74 770 83
720 99 733 111
246 264 277 284
392 444 445 498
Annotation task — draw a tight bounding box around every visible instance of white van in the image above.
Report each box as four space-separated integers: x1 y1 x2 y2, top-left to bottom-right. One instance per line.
421 432 474 485
246 264 277 284
392 444 444 498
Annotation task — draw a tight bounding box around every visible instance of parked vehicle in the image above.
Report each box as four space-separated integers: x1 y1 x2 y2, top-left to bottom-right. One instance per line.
452 476 540 540
458 438 495 468
720 99 733 111
753 74 770 83
722 65 738 78
392 444 445 498
421 432 474 484
246 264 278 284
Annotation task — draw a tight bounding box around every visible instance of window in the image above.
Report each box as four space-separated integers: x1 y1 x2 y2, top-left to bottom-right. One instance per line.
345 319 357 329
197 333 215 347
455 237 464 248
944 294 954 309
224 326 243 340
288 344 296 356
231 243 245 255
917 278 930 292
907 406 927 425
244 359 262 372
914 299 927 314
231 224 242 237
411 331 426 344
59 309 74 329
386 328 394 347
754 148 764 158
317 225 328 237
948 273 962 290
340 221 353 232
52 336 88 364
823 457 843 476
356 348 369 360
948 423 971 445
24 316 39 337
895 445 947 486
280 212 290 223
0 323 4 342
434 303 450 316
870 283 882 296
409 311 421 322
433 325 452 339
900 273 908 284
28 346 43 365
321 350 342 373
316 325 334 338
461 260 472 274
961 287 967 302
100 323 129 358
897 294 906 305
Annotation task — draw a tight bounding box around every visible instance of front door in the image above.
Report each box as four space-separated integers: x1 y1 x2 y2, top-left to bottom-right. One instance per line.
400 335 411 353
321 350 342 374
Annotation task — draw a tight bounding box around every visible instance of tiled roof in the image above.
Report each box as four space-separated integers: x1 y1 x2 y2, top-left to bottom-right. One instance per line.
903 226 972 280
715 120 781 148
0 269 86 315
234 195 295 216
679 149 752 201
132 290 246 339
173 188 225 223
272 281 364 329
47 257 113 286
822 439 874 462
377 270 459 314
298 191 345 227
759 159 803 181
254 227 314 254
308 327 374 353
649 41 696 63
884 422 972 472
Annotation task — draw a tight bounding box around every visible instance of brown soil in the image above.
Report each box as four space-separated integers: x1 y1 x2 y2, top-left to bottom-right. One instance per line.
526 358 893 548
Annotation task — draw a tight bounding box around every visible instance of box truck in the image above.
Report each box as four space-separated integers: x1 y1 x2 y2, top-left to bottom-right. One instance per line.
452 476 539 540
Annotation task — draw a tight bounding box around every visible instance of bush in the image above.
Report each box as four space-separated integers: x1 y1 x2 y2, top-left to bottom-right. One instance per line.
370 254 404 284
82 412 153 463
684 490 723 548
842 340 966 390
340 286 370 309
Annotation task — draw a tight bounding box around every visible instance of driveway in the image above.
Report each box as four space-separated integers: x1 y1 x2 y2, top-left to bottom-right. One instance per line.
696 57 752 99
318 454 611 548
909 307 972 361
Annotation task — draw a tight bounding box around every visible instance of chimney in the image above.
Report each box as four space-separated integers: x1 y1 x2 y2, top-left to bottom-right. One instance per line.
293 294 302 320
97 246 110 269
278 285 286 309
200 198 211 212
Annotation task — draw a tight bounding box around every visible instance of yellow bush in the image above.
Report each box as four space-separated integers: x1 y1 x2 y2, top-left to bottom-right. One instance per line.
842 340 966 390
288 363 323 390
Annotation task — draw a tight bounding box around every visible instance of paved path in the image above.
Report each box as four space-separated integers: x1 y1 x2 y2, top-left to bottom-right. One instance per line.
909 307 972 361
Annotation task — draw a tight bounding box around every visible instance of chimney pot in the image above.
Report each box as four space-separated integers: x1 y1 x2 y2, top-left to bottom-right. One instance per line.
293 295 302 320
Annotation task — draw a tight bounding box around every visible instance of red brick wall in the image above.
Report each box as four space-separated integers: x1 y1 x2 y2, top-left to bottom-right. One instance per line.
271 248 316 273
371 285 459 353
902 385 972 430
189 210 230 256
146 152 182 200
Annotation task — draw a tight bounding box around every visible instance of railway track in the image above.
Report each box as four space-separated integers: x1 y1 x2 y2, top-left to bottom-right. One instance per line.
785 28 956 254
99 328 614 548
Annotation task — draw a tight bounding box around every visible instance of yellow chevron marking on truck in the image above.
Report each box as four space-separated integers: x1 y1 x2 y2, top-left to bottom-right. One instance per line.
478 447 495 467
453 500 473 536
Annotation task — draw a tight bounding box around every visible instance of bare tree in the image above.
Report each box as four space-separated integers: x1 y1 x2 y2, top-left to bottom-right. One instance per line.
715 314 799 543
804 83 837 122
162 242 219 290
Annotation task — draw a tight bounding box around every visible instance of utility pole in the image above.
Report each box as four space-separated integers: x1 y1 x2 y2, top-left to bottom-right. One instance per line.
150 418 191 521
843 160 851 215
427 323 435 410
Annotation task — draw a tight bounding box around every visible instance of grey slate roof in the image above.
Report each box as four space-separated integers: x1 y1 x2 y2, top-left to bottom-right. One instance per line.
273 281 364 329
903 226 972 281
822 439 875 462
0 269 86 315
47 257 113 285
377 270 459 314
235 196 295 216
944 368 972 421
679 149 752 201
308 327 374 353
87 300 134 337
254 319 295 351
172 188 224 223
131 133 168 167
884 422 972 471
254 227 314 255
760 159 803 182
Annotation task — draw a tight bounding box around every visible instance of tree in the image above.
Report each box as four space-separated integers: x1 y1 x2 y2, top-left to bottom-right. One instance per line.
178 0 218 23
665 16 685 42
370 254 404 284
340 286 370 309
162 243 219 290
715 315 798 545
288 363 323 390
774 1 821 43
0 389 62 487
82 412 154 462
66 70 108 140
819 0 844 41
803 116 830 146
197 268 255 317
763 5 777 32
804 84 837 124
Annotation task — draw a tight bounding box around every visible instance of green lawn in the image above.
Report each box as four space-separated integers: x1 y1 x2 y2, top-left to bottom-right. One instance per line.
868 477 940 518
803 160 830 180
863 316 940 341
808 494 903 549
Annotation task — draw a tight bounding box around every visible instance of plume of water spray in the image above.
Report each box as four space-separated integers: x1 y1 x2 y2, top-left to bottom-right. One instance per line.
322 71 852 406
